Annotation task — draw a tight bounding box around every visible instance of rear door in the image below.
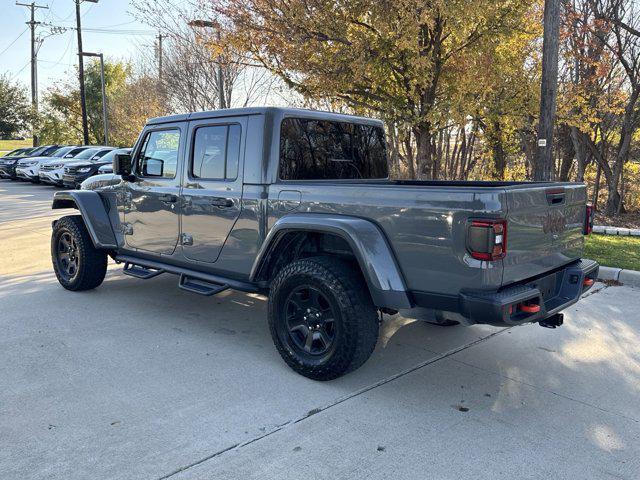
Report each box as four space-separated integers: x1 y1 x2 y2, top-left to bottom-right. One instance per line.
502 184 586 285
124 124 184 255
180 116 246 263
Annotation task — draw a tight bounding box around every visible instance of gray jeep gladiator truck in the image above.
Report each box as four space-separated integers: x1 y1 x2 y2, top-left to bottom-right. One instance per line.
50 107 598 380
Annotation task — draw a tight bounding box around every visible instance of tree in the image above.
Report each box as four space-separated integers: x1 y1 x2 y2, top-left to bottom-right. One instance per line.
214 0 534 179
39 60 167 146
84 60 130 143
132 0 277 113
591 0 640 214
109 75 169 146
560 0 640 214
0 75 33 139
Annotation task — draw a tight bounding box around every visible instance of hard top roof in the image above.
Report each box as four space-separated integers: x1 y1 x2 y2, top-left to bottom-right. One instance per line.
146 107 383 127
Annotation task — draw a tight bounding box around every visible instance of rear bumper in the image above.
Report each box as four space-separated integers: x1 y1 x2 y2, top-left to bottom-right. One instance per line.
412 259 599 327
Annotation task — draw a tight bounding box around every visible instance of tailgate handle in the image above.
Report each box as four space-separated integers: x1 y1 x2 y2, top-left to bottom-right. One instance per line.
546 189 565 205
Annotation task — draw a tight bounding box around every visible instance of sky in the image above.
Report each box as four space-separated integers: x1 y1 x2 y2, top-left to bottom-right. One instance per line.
0 0 155 92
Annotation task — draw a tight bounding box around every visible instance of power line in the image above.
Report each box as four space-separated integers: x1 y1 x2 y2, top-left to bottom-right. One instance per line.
0 27 29 57
10 60 31 81
39 21 156 35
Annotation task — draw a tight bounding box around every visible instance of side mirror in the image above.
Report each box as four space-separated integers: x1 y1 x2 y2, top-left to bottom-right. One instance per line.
113 153 134 180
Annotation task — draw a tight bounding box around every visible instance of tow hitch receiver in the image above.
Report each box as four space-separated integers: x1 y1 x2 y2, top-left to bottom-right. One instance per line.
539 313 564 329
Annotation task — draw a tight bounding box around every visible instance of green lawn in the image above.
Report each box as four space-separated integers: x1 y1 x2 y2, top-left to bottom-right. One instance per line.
585 234 640 271
0 138 32 156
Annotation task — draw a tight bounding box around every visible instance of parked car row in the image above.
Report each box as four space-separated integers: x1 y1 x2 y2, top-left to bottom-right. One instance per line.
0 144 130 189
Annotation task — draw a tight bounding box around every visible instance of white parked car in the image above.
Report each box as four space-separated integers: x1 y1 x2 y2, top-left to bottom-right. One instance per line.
40 146 114 186
16 146 89 183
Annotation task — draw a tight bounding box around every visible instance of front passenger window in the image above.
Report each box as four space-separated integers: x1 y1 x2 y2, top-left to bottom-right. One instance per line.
138 130 181 178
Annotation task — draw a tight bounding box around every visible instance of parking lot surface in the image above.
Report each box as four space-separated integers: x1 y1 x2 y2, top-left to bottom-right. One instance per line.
1 180 639 480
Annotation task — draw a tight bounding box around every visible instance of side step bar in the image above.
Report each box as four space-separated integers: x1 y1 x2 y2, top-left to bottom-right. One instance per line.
115 254 261 294
179 274 229 296
123 261 164 279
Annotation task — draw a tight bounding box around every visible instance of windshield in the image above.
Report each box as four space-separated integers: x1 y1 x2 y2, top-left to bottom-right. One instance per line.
28 146 47 157
40 145 61 156
99 148 130 163
51 147 75 157
15 147 37 157
73 148 101 160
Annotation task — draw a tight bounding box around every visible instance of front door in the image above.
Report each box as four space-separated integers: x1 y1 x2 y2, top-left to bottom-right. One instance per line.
180 117 246 263
124 125 184 255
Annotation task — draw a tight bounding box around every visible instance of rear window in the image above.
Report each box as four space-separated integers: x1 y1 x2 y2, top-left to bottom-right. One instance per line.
279 118 388 180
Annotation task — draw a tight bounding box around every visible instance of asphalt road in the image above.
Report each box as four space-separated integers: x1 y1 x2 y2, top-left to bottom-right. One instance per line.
1 180 639 480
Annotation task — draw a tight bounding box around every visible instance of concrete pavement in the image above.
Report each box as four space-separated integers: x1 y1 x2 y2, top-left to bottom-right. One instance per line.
0 180 639 480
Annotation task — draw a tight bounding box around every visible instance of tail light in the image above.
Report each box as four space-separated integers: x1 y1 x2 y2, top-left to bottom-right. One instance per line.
584 204 594 235
467 219 507 261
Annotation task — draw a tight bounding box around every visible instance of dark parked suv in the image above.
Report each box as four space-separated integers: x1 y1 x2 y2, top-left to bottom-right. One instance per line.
63 148 127 188
50 107 598 380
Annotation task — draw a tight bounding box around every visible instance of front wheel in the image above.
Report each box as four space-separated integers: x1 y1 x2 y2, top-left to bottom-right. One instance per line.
51 215 107 291
268 256 379 381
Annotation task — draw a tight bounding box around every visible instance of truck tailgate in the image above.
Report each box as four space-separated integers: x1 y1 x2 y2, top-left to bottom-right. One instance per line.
502 184 586 285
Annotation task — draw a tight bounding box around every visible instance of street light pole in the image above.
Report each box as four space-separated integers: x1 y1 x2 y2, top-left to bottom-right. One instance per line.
82 52 108 145
188 19 226 110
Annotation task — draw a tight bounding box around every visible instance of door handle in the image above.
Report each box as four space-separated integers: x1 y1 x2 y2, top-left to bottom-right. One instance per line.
159 194 178 203
210 197 234 207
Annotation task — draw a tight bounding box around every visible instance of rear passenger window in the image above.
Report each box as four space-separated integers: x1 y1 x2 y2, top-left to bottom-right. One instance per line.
191 124 241 180
279 118 388 180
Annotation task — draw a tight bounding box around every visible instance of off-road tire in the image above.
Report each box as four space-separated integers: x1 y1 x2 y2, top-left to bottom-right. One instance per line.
268 256 379 381
51 215 107 291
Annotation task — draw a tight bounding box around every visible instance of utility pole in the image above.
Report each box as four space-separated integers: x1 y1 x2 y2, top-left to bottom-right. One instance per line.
534 0 561 181
156 32 164 82
16 1 48 147
75 0 98 145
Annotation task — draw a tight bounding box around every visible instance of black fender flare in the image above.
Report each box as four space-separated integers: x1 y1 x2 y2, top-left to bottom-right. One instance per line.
52 190 118 249
250 214 412 309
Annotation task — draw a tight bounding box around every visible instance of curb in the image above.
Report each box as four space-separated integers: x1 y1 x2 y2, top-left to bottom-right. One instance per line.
593 225 640 236
598 266 640 288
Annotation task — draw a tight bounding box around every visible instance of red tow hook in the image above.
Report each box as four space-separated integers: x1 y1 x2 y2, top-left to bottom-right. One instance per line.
583 278 594 287
519 303 541 314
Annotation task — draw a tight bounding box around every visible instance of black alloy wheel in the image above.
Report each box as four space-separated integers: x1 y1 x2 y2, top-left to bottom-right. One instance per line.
56 231 80 281
284 285 337 356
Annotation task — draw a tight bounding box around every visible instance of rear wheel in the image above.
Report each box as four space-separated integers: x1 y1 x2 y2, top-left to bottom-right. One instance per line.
268 256 379 380
51 215 107 291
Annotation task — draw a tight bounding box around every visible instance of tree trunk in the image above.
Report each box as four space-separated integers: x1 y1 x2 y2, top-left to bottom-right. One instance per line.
605 92 637 215
488 119 506 180
569 126 589 182
592 162 601 209
415 123 434 179
557 125 575 182
403 136 416 179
